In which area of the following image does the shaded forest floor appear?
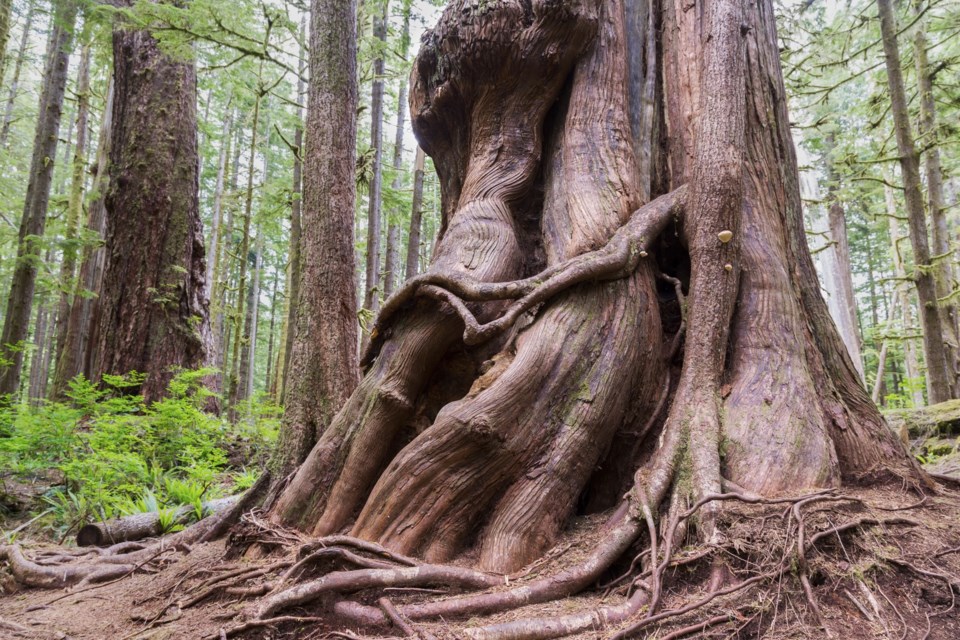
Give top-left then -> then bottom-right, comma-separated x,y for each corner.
1,484 -> 959,639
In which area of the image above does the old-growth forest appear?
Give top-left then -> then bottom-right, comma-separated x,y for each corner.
0,0 -> 959,638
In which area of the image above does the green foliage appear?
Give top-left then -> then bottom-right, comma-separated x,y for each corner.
0,370 -> 277,539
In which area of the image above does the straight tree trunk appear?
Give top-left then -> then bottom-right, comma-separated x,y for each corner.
228,93 -> 262,412
825,195 -> 864,378
0,0 -> 11,76
238,227 -> 263,403
361,0 -> 389,322
877,0 -> 953,403
0,1 -> 36,147
270,0 -> 360,475
264,267 -> 280,396
0,0 -> 33,147
214,124 -> 243,374
403,146 -> 425,280
52,39 -> 91,389
913,0 -> 958,388
885,180 -> 925,406
90,11 -> 211,402
205,103 -> 234,299
383,0 -> 412,298
27,293 -> 50,404
0,0 -> 78,400
51,80 -> 113,397
280,16 -> 307,401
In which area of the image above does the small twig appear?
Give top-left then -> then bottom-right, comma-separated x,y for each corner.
208,615 -> 326,639
378,597 -> 418,637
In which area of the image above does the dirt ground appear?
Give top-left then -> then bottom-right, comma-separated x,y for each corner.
1,485 -> 959,640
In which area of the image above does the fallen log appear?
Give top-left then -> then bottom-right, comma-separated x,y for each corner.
76,496 -> 238,547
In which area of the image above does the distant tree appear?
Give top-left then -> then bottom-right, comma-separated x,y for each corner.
0,0 -> 79,400
89,3 -> 211,402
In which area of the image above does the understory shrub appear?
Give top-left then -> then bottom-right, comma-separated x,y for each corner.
0,369 -> 278,540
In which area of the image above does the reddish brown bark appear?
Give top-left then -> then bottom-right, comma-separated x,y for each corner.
269,0 -> 360,475
90,19 -> 210,402
269,0 -> 921,578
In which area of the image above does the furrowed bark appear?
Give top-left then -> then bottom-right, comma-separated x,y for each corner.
91,8 -> 211,402
271,0 -> 602,544
269,0 -> 360,476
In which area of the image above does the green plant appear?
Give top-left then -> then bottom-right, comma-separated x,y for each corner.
0,369 -> 278,537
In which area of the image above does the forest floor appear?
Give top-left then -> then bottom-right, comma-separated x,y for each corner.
1,484 -> 959,640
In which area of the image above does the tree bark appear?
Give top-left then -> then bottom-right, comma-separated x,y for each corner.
0,0 -> 32,148
383,0 -> 412,298
877,0 -> 953,403
227,91 -> 262,413
0,0 -> 11,77
90,12 -> 211,403
269,0 -> 360,476
404,147 -> 425,281
0,0 -> 78,400
268,0 -> 919,578
913,0 -> 958,390
885,179 -> 925,406
361,0 -> 389,325
280,16 -> 307,402
51,38 -> 92,393
51,80 -> 114,397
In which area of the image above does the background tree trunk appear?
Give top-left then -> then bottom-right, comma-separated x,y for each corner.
361,0 -> 389,327
280,17 -> 307,402
0,0 -> 78,400
90,16 -> 210,402
877,0 -> 953,403
51,38 -> 92,391
0,0 -> 32,148
51,80 -> 114,397
270,0 -> 360,476
404,146 -> 425,280
912,0 -> 958,390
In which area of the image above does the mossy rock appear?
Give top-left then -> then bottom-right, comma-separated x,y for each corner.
885,400 -> 960,441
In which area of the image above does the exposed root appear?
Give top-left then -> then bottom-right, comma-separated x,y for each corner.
363,186 -> 686,362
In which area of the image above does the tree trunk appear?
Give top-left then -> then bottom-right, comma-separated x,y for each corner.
877,0 -> 953,403
0,0 -> 78,400
0,0 -> 11,76
270,0 -> 360,476
227,92 -> 261,413
0,0 -> 33,148
268,0 -> 918,579
361,0 -> 389,325
404,146 -> 425,280
238,227 -> 263,403
264,267 -> 280,396
205,103 -> 234,299
885,179 -> 925,406
383,0 -> 412,298
90,13 -> 210,403
51,38 -> 92,393
280,17 -> 306,402
51,80 -> 114,397
913,0 -> 958,389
